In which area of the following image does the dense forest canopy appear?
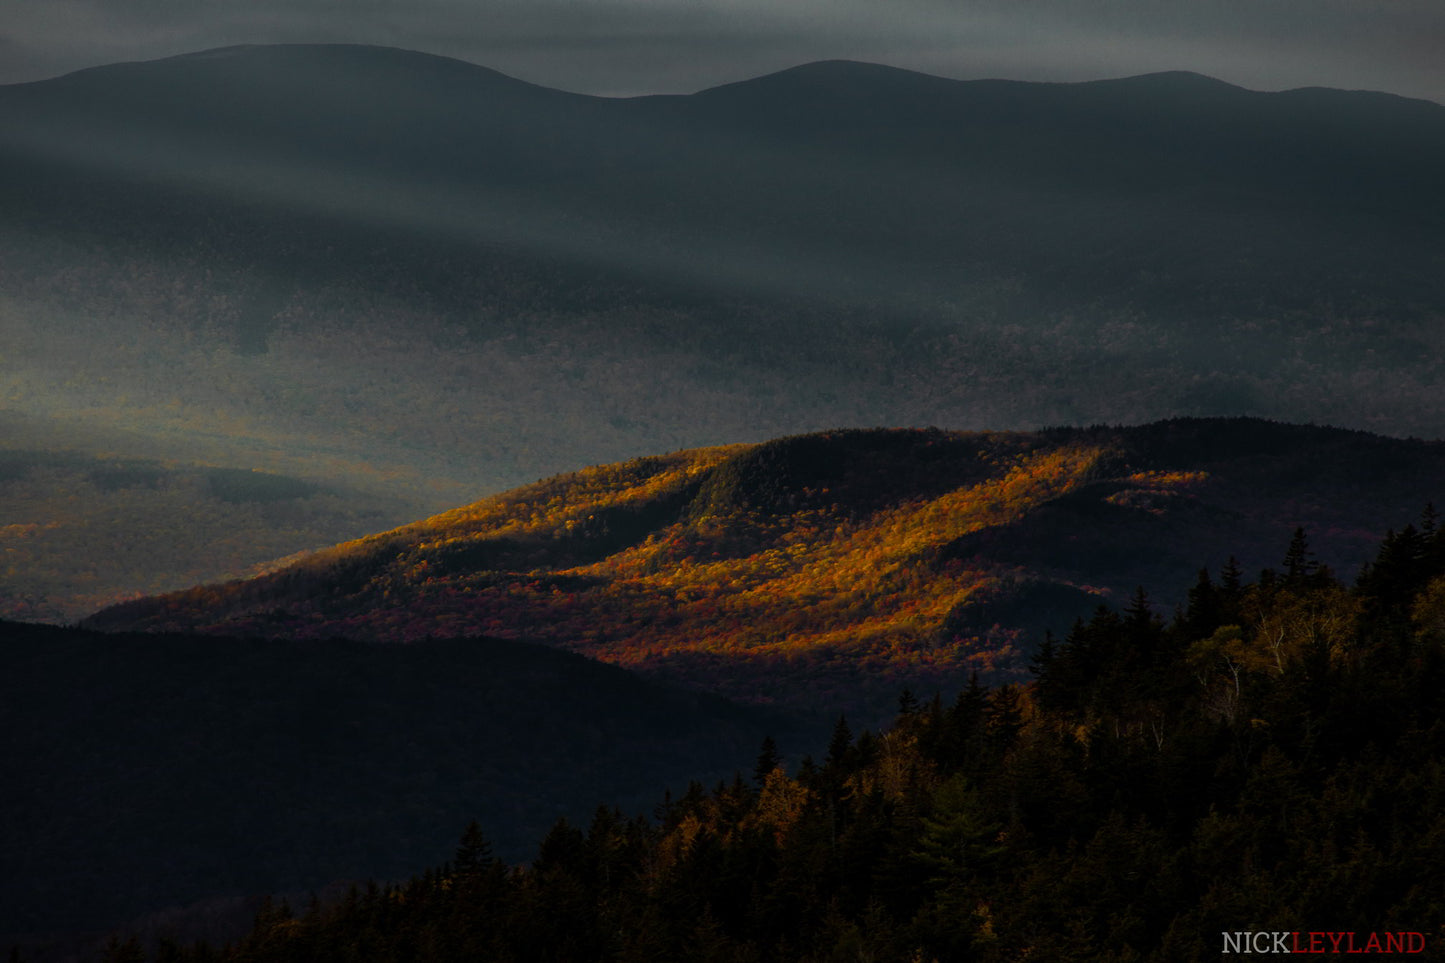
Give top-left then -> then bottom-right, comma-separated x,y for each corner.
76,511 -> 1445,962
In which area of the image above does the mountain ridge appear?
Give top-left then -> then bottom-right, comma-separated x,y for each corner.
6,42 -> 574,100
3,43 -> 1444,605
86,418 -> 1445,718
15,44 -> 1441,107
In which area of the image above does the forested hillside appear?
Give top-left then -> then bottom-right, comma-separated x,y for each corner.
94,509 -> 1445,962
89,419 -> 1445,719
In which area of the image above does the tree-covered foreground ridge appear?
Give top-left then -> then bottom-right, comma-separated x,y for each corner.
106,512 -> 1445,963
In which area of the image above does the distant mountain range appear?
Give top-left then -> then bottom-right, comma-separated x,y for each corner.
88,418 -> 1445,718
2,44 -> 1443,522
0,443 -> 413,622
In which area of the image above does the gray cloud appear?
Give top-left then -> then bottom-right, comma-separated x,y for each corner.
1,0 -> 1442,103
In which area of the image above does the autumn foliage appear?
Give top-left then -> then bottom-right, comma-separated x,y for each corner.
113,511 -> 1445,962
88,421 -> 1445,717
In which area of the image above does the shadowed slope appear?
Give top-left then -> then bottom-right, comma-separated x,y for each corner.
0,618 -> 797,939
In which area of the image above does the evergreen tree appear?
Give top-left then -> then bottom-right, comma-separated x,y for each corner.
1182,568 -> 1220,637
1220,556 -> 1243,596
1029,631 -> 1061,708
984,684 -> 1023,755
1282,526 -> 1318,586
940,671 -> 990,773
896,687 -> 921,719
753,735 -> 782,786
826,715 -> 853,769
453,819 -> 496,877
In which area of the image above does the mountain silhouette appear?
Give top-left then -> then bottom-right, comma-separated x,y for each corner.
6,44 -> 1440,309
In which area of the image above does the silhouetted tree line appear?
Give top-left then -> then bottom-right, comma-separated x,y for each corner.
91,513 -> 1445,962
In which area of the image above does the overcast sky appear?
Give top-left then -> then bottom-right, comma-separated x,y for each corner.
2,0 -> 1442,103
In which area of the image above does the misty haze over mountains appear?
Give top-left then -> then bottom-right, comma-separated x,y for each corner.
2,44 -> 1443,518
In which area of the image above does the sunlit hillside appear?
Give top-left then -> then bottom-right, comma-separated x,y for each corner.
89,419 -> 1445,717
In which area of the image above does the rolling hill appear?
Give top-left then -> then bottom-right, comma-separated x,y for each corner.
88,419 -> 1445,718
